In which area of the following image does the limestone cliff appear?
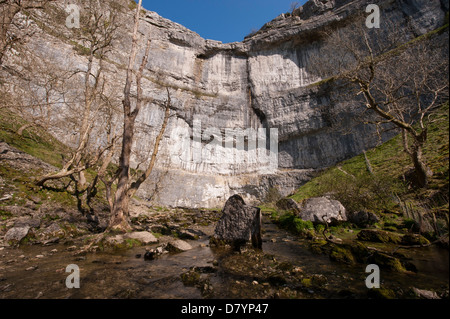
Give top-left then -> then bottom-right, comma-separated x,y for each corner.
2,0 -> 448,208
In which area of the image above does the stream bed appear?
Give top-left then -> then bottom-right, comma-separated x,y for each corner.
0,215 -> 448,299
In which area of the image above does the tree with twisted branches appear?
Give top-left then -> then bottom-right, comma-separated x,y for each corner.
310,21 -> 449,187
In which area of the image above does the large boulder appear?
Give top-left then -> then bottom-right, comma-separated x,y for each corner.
4,226 -> 30,246
211,195 -> 262,249
298,197 -> 347,225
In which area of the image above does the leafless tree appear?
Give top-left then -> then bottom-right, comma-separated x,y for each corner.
107,0 -> 172,232
35,0 -> 120,187
310,21 -> 449,187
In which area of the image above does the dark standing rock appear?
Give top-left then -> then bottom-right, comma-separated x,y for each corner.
298,197 -> 347,224
211,195 -> 262,249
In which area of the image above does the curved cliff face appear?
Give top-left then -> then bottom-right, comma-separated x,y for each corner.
3,0 -> 449,208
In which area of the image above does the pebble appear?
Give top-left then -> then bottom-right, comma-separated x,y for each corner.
51,249 -> 58,253
271,238 -> 277,243
35,255 -> 44,259
252,281 -> 259,285
26,266 -> 38,271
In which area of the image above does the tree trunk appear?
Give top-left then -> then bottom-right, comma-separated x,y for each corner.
108,116 -> 135,232
401,129 -> 432,188
107,0 -> 144,233
410,142 -> 433,188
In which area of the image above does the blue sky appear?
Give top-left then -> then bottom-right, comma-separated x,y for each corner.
140,0 -> 307,43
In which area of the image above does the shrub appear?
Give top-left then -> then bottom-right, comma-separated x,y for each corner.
278,212 -> 314,235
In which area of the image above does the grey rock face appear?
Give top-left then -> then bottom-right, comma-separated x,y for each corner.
4,226 -> 30,245
298,197 -> 347,224
3,0 -> 448,208
212,195 -> 262,249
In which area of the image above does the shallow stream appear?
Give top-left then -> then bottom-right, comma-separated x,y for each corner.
0,215 -> 448,299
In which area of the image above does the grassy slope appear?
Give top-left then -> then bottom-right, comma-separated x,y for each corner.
0,108 -> 69,169
0,108 -> 106,210
288,102 -> 449,219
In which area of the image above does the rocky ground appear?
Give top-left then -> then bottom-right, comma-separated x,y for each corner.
0,203 -> 448,299
0,141 -> 449,299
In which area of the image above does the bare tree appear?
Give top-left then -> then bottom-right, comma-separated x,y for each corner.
35,0 -> 119,187
310,21 -> 449,187
107,0 -> 172,232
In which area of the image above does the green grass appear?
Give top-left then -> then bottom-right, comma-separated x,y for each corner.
289,102 -> 449,217
0,109 -> 69,169
0,108 -> 109,210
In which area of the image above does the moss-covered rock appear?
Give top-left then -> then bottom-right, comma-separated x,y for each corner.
349,241 -> 370,263
401,234 -> 431,246
180,269 -> 201,287
368,251 -> 406,272
329,245 -> 355,264
357,229 -> 401,244
276,261 -> 294,272
309,238 -> 328,254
